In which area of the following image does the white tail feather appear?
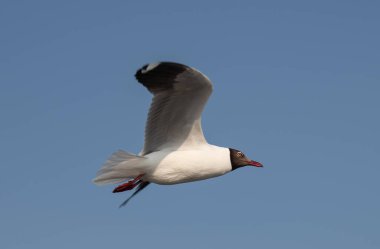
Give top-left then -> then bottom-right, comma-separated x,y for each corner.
92,150 -> 146,185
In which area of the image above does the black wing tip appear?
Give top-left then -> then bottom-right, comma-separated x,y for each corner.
135,62 -> 189,78
136,61 -> 188,73
135,62 -> 190,92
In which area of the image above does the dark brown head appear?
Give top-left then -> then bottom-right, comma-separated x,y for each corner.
229,148 -> 263,171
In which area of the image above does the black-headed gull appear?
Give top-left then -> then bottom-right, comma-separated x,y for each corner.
93,62 -> 263,207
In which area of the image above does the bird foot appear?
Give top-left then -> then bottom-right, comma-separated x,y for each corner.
112,174 -> 144,193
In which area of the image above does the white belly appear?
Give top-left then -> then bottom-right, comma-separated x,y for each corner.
143,146 -> 232,185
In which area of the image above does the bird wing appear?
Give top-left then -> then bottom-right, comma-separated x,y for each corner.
135,62 -> 213,155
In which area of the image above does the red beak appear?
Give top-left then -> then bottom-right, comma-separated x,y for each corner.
248,160 -> 263,167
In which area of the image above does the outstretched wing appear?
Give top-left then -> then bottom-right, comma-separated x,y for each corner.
135,62 -> 213,155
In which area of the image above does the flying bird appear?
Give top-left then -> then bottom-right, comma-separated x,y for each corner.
93,62 -> 263,207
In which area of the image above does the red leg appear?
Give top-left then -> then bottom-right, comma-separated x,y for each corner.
112,174 -> 144,193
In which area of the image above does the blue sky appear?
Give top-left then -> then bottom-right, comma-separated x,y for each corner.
1,1 -> 379,248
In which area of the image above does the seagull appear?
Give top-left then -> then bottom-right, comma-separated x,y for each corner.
93,62 -> 263,207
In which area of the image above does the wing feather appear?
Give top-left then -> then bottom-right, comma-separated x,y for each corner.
135,62 -> 213,155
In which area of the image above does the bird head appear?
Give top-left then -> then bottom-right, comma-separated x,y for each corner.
229,148 -> 263,171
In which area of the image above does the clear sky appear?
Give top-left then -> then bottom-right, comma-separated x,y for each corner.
1,1 -> 379,248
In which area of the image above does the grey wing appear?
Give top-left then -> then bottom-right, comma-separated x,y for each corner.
135,62 -> 213,155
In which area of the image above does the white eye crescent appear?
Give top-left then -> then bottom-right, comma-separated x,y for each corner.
141,62 -> 160,74
237,152 -> 244,157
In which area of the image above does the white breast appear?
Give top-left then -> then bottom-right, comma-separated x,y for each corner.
144,145 -> 232,185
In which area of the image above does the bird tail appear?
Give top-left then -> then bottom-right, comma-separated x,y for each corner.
92,150 -> 146,185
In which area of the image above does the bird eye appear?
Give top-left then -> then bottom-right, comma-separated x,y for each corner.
236,151 -> 244,157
